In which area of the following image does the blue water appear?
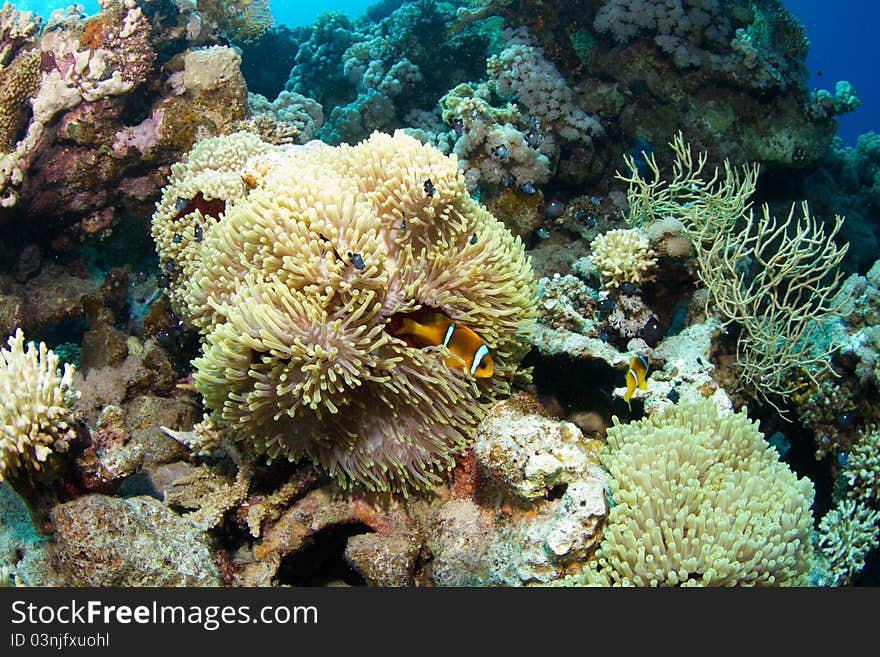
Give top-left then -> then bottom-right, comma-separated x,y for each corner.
11,0 -> 878,143
14,0 -> 375,26
788,0 -> 879,145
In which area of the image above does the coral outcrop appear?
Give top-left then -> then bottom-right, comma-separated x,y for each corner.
817,498 -> 880,586
588,227 -> 658,289
0,0 -> 252,256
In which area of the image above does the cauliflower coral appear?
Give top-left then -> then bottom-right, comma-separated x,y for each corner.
576,399 -> 815,586
0,329 -> 80,481
153,130 -> 536,493
589,227 -> 658,289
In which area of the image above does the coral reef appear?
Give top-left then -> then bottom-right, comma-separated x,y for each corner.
438,81 -> 550,192
0,0 -> 876,590
281,3 -> 491,148
486,27 -> 603,158
245,91 -> 324,144
195,0 -> 274,43
619,134 -> 848,410
223,391 -> 607,587
0,0 -> 252,256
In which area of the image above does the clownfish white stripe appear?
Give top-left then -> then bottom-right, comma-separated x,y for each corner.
636,354 -> 649,371
628,369 -> 639,386
471,343 -> 490,375
443,322 -> 456,347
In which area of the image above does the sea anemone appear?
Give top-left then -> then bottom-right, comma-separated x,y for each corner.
153,130 -> 536,492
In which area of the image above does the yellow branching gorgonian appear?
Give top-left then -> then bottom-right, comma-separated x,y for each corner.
153,130 -> 537,492
575,399 -> 815,586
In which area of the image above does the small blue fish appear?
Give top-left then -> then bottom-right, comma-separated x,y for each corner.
174,197 -> 188,213
597,297 -> 616,313
348,252 -> 366,270
520,181 -> 536,195
525,129 -> 543,148
493,144 -> 510,158
424,179 -> 436,197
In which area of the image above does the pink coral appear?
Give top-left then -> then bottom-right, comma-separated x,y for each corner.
113,109 -> 163,157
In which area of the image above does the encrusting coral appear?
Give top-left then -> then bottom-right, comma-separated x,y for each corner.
572,399 -> 815,586
153,130 -> 537,493
0,329 -> 80,482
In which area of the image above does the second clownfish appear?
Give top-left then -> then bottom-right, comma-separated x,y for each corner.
393,312 -> 494,378
622,354 -> 649,410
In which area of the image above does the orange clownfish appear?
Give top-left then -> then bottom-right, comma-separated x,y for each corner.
622,354 -> 649,410
394,312 -> 494,378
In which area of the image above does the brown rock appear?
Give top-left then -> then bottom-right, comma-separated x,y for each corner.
50,494 -> 221,586
125,395 -> 194,466
80,323 -> 129,370
344,533 -> 419,586
0,294 -> 25,335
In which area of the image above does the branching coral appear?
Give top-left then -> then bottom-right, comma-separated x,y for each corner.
619,132 -> 759,232
153,130 -> 536,493
573,399 -> 815,586
842,425 -> 880,504
818,498 -> 880,586
699,202 -> 847,406
0,330 -> 80,482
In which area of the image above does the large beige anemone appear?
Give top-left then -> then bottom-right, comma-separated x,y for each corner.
153,130 -> 537,492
